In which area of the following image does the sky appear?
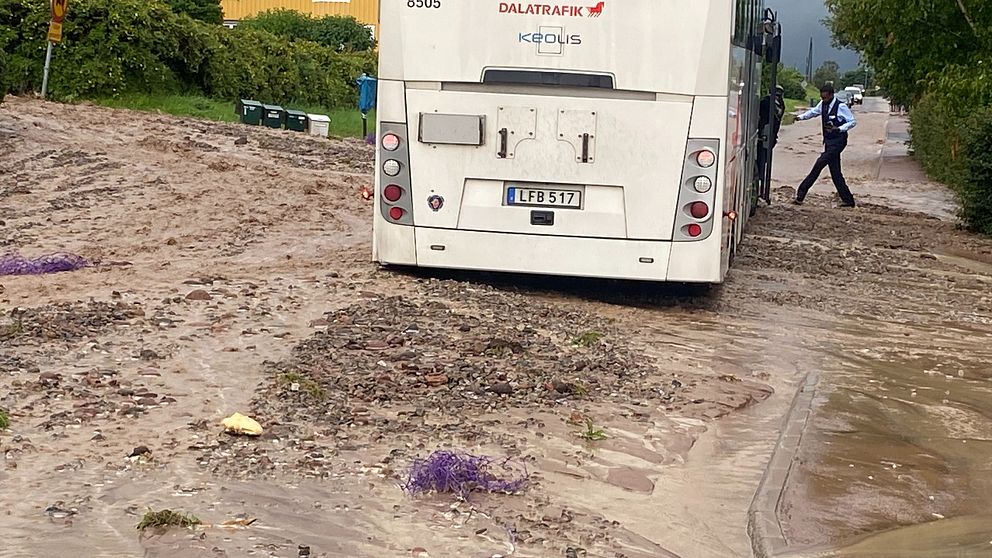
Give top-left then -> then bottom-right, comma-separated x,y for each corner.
772,0 -> 861,73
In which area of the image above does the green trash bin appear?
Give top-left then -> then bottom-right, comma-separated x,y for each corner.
285,109 -> 308,132
239,99 -> 263,126
262,104 -> 285,129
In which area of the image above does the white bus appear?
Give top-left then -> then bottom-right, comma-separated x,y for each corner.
372,0 -> 777,283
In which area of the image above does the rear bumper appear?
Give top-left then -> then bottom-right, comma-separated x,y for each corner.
373,225 -> 724,283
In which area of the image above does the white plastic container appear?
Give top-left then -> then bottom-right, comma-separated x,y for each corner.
307,114 -> 330,138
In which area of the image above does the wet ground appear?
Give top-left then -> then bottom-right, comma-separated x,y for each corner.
1,96 -> 991,558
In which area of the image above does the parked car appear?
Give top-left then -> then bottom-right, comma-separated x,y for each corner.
844,86 -> 864,105
836,90 -> 854,105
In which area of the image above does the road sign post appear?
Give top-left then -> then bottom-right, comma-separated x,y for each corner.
41,0 -> 69,99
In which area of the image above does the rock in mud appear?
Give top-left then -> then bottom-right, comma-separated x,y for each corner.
129,446 -> 151,458
186,289 -> 212,301
490,382 -> 514,395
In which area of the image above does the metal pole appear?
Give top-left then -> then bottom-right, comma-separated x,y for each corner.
41,41 -> 54,99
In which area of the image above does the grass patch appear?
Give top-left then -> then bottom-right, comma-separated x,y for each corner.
571,331 -> 604,347
785,98 -> 807,113
1,309 -> 25,338
278,371 -> 327,400
0,408 -> 9,429
88,93 -> 374,138
136,509 -> 201,531
782,84 -> 820,125
577,418 -> 607,441
0,322 -> 23,338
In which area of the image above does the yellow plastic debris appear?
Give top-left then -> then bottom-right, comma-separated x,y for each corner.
221,517 -> 257,528
221,412 -> 262,436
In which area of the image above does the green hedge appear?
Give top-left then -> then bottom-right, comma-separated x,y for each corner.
238,8 -> 375,52
0,0 -> 376,108
957,110 -> 992,236
910,59 -> 992,235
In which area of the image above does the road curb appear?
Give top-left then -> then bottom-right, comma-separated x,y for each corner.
747,369 -> 821,558
875,117 -> 890,180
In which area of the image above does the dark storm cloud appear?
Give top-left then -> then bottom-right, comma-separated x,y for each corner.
770,0 -> 861,73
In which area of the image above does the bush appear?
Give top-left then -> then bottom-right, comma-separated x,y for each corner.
910,60 -> 992,235
239,9 -> 375,52
0,0 -> 213,99
762,64 -> 806,101
909,94 -> 963,186
203,27 -> 374,109
0,45 -> 7,103
958,110 -> 992,236
0,0 -> 376,108
163,0 -> 222,25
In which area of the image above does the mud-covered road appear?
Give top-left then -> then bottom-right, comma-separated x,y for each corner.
1,96 -> 990,558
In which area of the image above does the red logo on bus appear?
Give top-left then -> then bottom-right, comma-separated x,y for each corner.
498,2 -> 605,17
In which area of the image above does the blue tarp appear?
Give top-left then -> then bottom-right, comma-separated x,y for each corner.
357,73 -> 377,115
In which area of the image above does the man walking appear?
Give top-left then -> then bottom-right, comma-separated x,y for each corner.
794,84 -> 857,207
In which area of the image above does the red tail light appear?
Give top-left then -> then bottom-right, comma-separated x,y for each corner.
687,224 -> 702,237
690,202 -> 709,219
695,150 -> 716,168
382,133 -> 401,151
389,207 -> 405,220
383,184 -> 403,202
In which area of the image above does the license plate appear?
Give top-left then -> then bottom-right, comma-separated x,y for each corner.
506,187 -> 582,209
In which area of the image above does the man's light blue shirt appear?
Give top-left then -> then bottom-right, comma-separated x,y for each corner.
797,99 -> 857,132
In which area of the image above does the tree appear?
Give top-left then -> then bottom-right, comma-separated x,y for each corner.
762,63 -> 806,100
812,61 -> 839,89
838,68 -> 868,90
825,0 -> 992,105
164,0 -> 223,24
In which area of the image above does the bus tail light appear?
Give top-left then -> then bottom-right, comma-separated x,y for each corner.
381,133 -> 401,151
689,202 -> 709,219
695,150 -> 716,168
674,139 -> 720,242
377,124 -> 414,225
383,184 -> 403,202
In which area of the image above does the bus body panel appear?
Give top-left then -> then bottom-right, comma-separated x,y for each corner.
688,94 -> 736,280
372,205 -> 417,265
374,0 -> 767,284
404,88 -> 695,241
380,0 -> 733,97
414,228 -> 673,281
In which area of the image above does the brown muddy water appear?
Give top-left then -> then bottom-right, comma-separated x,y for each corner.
777,316 -> 992,556
3,97 -> 992,558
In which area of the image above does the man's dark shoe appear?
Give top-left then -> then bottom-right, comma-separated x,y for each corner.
793,198 -> 804,205
839,200 -> 856,208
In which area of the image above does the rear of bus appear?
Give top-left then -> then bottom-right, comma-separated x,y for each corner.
372,0 -> 736,283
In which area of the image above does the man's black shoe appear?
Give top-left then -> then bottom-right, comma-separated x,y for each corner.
793,198 -> 804,205
839,200 -> 856,208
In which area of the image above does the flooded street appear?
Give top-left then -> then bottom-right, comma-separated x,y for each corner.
2,96 -> 991,557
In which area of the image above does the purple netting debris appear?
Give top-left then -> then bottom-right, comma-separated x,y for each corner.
365,133 -> 376,145
0,252 -> 89,276
402,450 -> 528,499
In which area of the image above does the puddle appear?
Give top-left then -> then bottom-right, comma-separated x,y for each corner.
783,514 -> 992,558
779,319 -> 992,551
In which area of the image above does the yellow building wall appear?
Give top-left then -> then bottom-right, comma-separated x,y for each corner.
221,0 -> 379,29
